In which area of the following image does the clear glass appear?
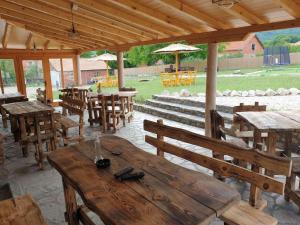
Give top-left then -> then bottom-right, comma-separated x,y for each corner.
92,132 -> 102,163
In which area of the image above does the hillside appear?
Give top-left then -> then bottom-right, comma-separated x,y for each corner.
257,28 -> 300,42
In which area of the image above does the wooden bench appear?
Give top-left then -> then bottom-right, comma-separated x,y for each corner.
144,119 -> 292,225
57,96 -> 85,145
36,88 -> 51,105
285,156 -> 300,213
0,195 -> 47,225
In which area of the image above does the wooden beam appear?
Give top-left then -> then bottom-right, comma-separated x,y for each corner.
0,4 -> 125,45
1,22 -> 12,48
224,4 -> 268,24
72,0 -> 174,37
117,51 -> 124,89
38,0 -> 157,40
42,57 -> 53,101
105,0 -> 205,33
0,49 -> 78,59
106,18 -> 300,51
205,43 -> 218,136
25,32 -> 33,49
60,58 -> 65,88
159,0 -> 230,29
72,56 -> 79,85
274,0 -> 300,18
43,40 -> 50,50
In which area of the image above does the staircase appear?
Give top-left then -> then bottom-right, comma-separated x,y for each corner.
134,95 -> 234,128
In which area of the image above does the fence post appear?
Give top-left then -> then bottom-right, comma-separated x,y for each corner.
157,119 -> 164,157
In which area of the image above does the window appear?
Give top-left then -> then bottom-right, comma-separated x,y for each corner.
251,43 -> 256,51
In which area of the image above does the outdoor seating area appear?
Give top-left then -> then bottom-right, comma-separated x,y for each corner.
1,0 -> 300,225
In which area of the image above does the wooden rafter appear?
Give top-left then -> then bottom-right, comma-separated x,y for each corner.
105,0 -> 205,33
72,0 -> 174,37
38,0 -> 157,40
274,0 -> 300,18
224,3 -> 268,25
105,18 -> 300,52
0,1 -> 131,44
1,22 -> 12,48
159,0 -> 231,30
0,11 -> 118,46
25,32 -> 33,49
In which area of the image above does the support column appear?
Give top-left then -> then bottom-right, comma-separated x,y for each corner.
117,51 -> 124,89
60,58 -> 65,89
73,55 -> 81,86
205,43 -> 218,137
42,57 -> 53,101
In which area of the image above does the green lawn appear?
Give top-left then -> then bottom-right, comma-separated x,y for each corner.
88,74 -> 300,103
51,65 -> 300,102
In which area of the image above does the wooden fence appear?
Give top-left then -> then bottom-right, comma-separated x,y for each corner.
117,52 -> 300,77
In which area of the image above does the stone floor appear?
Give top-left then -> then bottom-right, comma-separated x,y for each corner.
0,111 -> 300,225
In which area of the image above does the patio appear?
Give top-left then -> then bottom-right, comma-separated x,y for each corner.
0,111 -> 299,225
1,1 -> 300,225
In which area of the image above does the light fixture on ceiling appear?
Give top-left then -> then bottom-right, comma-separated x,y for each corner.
212,0 -> 241,8
33,42 -> 37,52
68,3 -> 80,39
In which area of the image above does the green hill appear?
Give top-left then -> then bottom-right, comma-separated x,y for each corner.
257,28 -> 300,42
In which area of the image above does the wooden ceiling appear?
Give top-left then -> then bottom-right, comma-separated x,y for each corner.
0,0 -> 300,53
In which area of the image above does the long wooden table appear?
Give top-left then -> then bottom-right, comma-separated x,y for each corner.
0,92 -> 27,128
2,101 -> 53,156
48,135 -> 240,225
237,110 -> 300,155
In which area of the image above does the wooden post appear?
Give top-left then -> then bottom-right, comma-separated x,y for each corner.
117,51 -> 124,89
60,58 -> 65,88
0,69 -> 4,94
205,43 -> 218,137
62,178 -> 79,225
42,57 -> 53,101
157,119 -> 164,157
72,55 -> 80,86
14,56 -> 26,95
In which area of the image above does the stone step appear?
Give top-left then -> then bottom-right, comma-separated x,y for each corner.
152,95 -> 233,114
134,104 -> 232,128
145,99 -> 233,124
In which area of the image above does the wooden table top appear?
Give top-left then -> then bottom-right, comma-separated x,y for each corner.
237,110 -> 300,132
2,100 -> 53,116
48,135 -> 240,225
0,92 -> 25,101
87,91 -> 137,98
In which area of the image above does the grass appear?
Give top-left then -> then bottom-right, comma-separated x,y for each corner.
51,65 -> 300,102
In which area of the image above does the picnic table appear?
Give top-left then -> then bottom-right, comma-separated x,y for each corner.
237,110 -> 300,156
0,92 -> 27,128
48,135 -> 240,225
2,101 -> 53,156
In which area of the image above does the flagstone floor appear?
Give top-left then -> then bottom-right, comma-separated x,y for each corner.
0,111 -> 299,225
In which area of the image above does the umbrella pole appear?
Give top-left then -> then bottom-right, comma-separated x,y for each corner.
105,61 -> 109,78
175,51 -> 179,85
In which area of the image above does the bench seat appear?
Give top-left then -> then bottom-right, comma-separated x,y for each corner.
56,116 -> 79,129
221,201 -> 277,225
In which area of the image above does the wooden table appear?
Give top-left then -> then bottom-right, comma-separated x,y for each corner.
2,101 -> 53,156
48,135 -> 240,225
87,92 -> 137,132
0,92 -> 27,128
237,110 -> 300,155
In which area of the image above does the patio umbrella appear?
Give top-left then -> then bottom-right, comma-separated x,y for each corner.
89,53 -> 125,77
153,43 -> 200,73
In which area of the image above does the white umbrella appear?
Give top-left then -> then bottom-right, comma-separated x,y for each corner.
89,53 -> 126,77
154,43 -> 200,73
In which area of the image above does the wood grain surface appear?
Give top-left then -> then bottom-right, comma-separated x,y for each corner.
48,135 -> 240,225
2,100 -> 53,116
236,111 -> 300,132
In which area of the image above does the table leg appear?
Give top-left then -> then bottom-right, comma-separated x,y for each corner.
19,116 -> 28,157
266,131 -> 277,155
62,178 -> 79,225
284,132 -> 292,157
249,128 -> 262,207
1,106 -> 8,128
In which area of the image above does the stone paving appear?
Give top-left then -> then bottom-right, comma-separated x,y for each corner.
0,111 -> 300,225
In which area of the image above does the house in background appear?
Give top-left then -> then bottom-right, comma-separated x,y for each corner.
50,58 -> 108,86
223,33 -> 264,57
